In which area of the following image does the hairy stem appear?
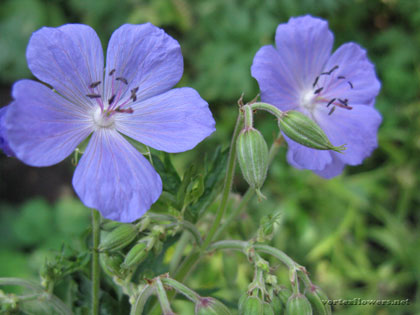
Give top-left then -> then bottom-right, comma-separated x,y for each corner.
91,209 -> 101,315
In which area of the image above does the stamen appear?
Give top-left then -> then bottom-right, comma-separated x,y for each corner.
314,87 -> 323,94
321,65 -> 339,76
86,94 -> 102,99
326,98 -> 336,107
116,107 -> 134,114
130,87 -> 139,102
312,76 -> 319,88
337,76 -> 345,80
328,106 -> 336,115
347,81 -> 353,89
338,98 -> 348,106
89,81 -> 101,89
116,77 -> 128,85
109,69 -> 116,76
108,94 -> 116,105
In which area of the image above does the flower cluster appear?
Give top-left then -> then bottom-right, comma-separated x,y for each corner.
252,15 -> 381,178
0,23 -> 215,222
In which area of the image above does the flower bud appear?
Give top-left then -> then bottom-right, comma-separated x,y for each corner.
239,296 -> 263,315
236,127 -> 269,195
275,286 -> 292,305
285,293 -> 313,315
270,295 -> 284,314
100,253 -> 124,278
278,110 -> 345,152
262,301 -> 275,315
122,242 -> 148,269
99,224 -> 138,252
304,286 -> 331,315
195,297 -> 231,315
101,219 -> 123,231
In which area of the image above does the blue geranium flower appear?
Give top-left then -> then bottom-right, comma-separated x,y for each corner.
2,23 -> 215,222
251,15 -> 381,178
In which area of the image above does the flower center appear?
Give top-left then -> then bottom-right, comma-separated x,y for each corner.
92,107 -> 115,129
86,68 -> 138,128
301,65 -> 354,116
301,89 -> 317,111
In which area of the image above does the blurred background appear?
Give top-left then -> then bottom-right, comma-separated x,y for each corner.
0,0 -> 419,314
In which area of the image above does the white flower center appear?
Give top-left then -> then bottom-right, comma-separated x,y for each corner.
300,89 -> 317,111
92,107 -> 115,129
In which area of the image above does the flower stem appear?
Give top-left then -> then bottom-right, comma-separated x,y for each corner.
250,102 -> 284,118
91,209 -> 101,315
200,111 -> 243,251
155,278 -> 175,315
208,240 -> 296,270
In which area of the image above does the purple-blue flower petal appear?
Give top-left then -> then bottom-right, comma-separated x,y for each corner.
314,155 -> 345,179
284,133 -> 333,171
115,87 -> 215,153
314,104 -> 382,166
0,105 -> 15,157
26,24 -> 104,109
251,45 -> 299,111
273,15 -> 333,92
320,43 -> 380,107
4,80 -> 93,166
104,23 -> 183,104
72,129 -> 162,222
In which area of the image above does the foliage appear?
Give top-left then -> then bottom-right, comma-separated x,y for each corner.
1,0 -> 420,314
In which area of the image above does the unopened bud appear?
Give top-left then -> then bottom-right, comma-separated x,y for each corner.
240,296 -> 263,315
270,295 -> 285,314
195,297 -> 231,315
285,293 -> 313,315
101,220 -> 123,231
304,285 -> 331,315
122,242 -> 148,268
99,224 -> 138,252
262,301 -> 275,315
236,127 -> 269,196
100,253 -> 123,277
276,287 -> 292,305
278,110 -> 345,152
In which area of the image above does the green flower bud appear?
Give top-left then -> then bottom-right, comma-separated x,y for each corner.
238,293 -> 248,311
240,296 -> 263,315
270,295 -> 284,314
262,302 -> 275,315
278,110 -> 345,152
99,224 -> 138,252
277,287 -> 292,305
122,242 -> 148,268
101,220 -> 122,231
236,127 -> 269,195
195,297 -> 231,315
100,253 -> 124,278
304,286 -> 331,315
285,293 -> 313,315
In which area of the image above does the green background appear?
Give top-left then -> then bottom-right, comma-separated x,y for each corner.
0,0 -> 419,314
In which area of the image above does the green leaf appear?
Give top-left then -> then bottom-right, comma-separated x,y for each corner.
186,146 -> 229,222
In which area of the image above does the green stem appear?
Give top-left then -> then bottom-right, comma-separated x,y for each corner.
169,232 -> 191,274
161,277 -> 201,303
155,278 -> 175,315
250,102 -> 284,119
208,240 -> 296,270
243,105 -> 254,129
130,285 -> 155,315
91,210 -> 101,315
199,111 -> 243,251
